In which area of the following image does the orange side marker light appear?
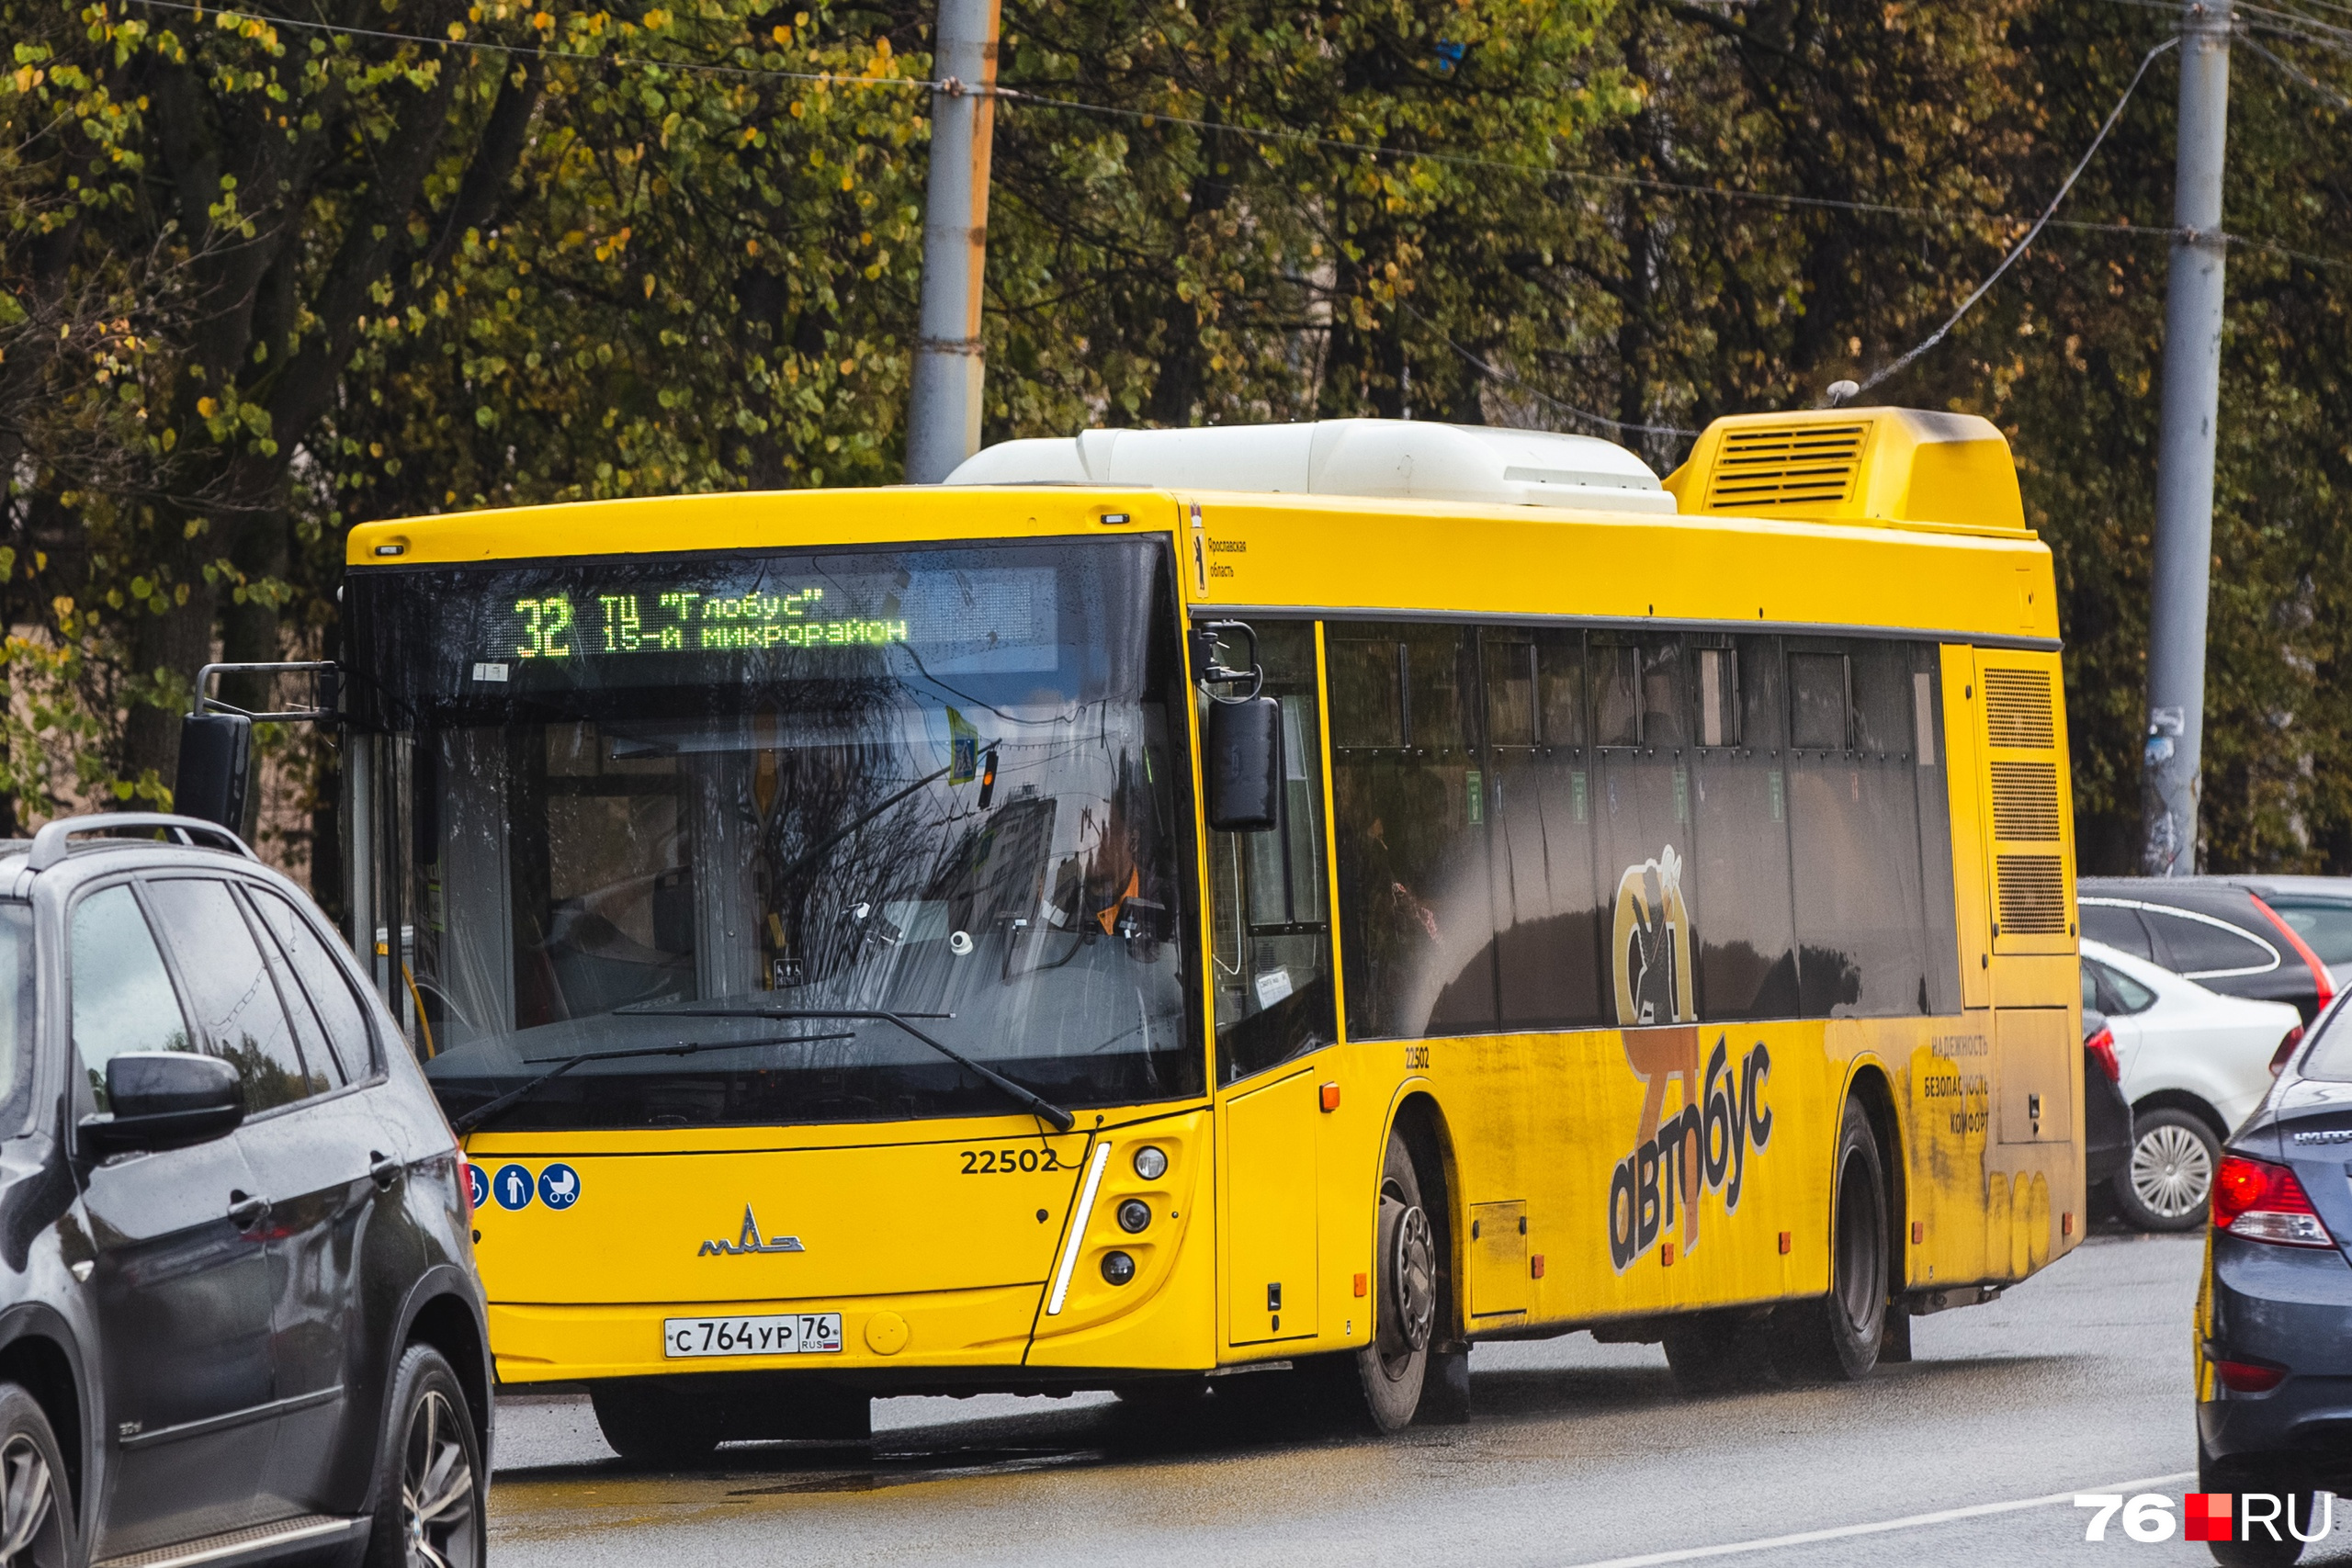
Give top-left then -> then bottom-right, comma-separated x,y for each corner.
1318,1082 -> 1341,1112
2062,1211 -> 2075,1237
1778,1231 -> 1792,1255
1661,1241 -> 1676,1267
1911,1220 -> 1924,1245
1352,1272 -> 1368,1298
1530,1254 -> 1545,1280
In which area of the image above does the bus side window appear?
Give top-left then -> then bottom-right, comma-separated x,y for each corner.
1785,638 -> 1951,1017
1329,623 -> 1499,1040
1690,637 -> 1799,1021
1491,631 -> 1605,1029
1206,621 -> 1339,1082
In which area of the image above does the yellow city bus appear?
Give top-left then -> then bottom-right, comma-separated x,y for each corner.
339,405 -> 2082,1454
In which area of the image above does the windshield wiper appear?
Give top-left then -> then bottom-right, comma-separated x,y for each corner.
616,1002 -> 1078,1133
449,1031 -> 853,1136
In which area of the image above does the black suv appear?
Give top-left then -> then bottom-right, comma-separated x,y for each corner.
0,813 -> 488,1568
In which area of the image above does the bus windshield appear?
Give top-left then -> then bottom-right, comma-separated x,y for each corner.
346,536 -> 1202,1130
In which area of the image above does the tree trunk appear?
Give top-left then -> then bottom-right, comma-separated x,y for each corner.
121,575 -> 220,798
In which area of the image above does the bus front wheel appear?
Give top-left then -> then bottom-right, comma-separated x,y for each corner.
1779,1098 -> 1889,1382
1320,1130 -> 1438,1433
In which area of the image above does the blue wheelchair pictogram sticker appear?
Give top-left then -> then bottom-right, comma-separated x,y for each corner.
538,1163 -> 582,1211
492,1163 -> 535,1212
467,1163 -> 490,1212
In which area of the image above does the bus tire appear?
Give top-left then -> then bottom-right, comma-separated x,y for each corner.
1328,1129 -> 1438,1434
1778,1097 -> 1888,1382
590,1380 -> 722,1467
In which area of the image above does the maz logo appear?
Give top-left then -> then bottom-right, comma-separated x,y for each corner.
697,1205 -> 806,1257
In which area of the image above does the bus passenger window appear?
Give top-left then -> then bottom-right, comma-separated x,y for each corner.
1329,640 -> 1403,749
1329,624 -> 1499,1040
1537,641 -> 1587,748
1786,639 -> 1943,1016
1483,640 -> 1535,750
1690,639 -> 1799,1020
1491,630 -> 1604,1029
1638,639 -> 1687,747
1788,653 -> 1849,750
1593,645 -> 1640,748
1696,649 -> 1740,748
1206,621 -> 1339,1082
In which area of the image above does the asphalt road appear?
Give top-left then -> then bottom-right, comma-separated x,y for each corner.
487,1230 -> 2346,1568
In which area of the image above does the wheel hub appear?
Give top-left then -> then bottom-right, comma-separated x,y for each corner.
2132,1123 -> 2213,1219
1392,1203 -> 1436,1353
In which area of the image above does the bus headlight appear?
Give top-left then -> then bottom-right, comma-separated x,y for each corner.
1102,1251 -> 1136,1285
1133,1145 -> 1168,1181
1117,1199 -> 1151,1233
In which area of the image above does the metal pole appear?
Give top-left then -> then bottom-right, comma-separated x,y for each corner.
2141,0 -> 2233,876
903,0 -> 1002,483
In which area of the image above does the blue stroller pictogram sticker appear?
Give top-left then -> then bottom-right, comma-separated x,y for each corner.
538,1163 -> 582,1211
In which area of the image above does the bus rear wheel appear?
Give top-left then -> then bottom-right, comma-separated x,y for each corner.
1321,1130 -> 1437,1433
1779,1098 -> 1888,1382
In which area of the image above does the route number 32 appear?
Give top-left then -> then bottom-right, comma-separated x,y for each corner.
515,595 -> 575,660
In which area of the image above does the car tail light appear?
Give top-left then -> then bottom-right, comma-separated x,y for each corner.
2085,1026 -> 2121,1084
2270,1025 -> 2305,1077
2212,1154 -> 2336,1247
2213,1357 -> 2288,1393
458,1151 -> 476,1224
2249,894 -> 2335,1011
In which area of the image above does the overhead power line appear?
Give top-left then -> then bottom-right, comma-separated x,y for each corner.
1397,303 -> 1700,438
2241,33 -> 2352,107
113,0 -> 2323,256
1847,37 -> 2178,399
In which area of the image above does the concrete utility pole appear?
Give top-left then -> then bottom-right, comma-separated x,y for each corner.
2141,0 -> 2233,876
903,0 -> 1002,483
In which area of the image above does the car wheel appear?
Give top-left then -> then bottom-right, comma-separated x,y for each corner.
0,1383 -> 74,1568
2115,1108 -> 2220,1232
363,1344 -> 484,1568
1314,1130 -> 1436,1433
1778,1099 -> 1888,1382
2199,1447 -> 2317,1566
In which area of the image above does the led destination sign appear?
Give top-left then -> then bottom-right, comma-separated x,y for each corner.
453,561 -> 1063,690
503,588 -> 910,661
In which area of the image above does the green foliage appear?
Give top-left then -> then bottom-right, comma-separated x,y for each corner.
5,0 -> 2352,876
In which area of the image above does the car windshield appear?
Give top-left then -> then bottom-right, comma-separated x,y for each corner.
345,536 -> 1202,1129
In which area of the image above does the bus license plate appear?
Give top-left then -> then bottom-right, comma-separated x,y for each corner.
662,1313 -> 843,1359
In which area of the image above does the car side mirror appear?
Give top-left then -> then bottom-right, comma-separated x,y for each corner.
175,712 -> 254,834
79,1053 -> 244,1156
1206,696 -> 1283,832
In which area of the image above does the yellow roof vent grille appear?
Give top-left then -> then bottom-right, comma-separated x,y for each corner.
1665,406 -> 2027,533
1703,423 -> 1870,511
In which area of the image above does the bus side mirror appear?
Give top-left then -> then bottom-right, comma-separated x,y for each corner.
1206,696 -> 1282,832
175,712 -> 254,833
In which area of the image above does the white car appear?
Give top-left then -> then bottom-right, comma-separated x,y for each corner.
2080,938 -> 2305,1231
